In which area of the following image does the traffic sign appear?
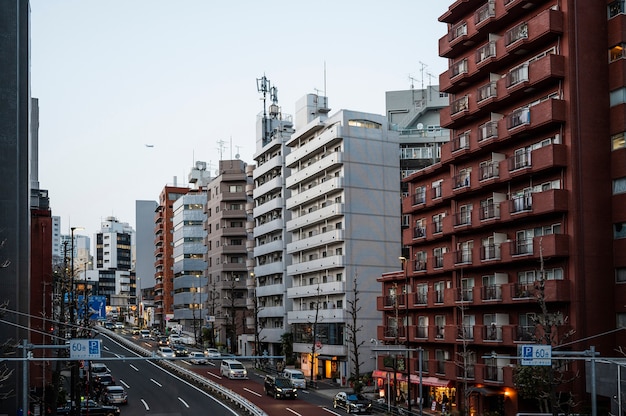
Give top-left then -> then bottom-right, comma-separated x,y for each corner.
520,344 -> 552,366
69,339 -> 101,360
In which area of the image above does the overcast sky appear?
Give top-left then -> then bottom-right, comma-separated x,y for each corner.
31,1 -> 449,240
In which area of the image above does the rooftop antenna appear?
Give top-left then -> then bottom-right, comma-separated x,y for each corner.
256,75 -> 271,143
408,74 -> 417,89
216,139 -> 226,160
324,61 -> 327,98
419,61 -> 428,90
234,145 -> 241,160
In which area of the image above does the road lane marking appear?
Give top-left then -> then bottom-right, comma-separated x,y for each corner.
322,408 -> 340,416
119,379 -> 130,388
129,364 -> 139,371
178,397 -> 190,408
243,387 -> 261,397
286,408 -> 302,416
207,371 -> 222,379
140,399 -> 150,410
299,389 -> 310,394
150,378 -> 162,387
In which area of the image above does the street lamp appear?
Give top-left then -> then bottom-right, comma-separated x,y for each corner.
399,256 -> 412,413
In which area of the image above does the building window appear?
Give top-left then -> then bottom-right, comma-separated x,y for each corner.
614,222 -> 626,239
614,177 -> 626,195
610,88 -> 626,107
613,133 -> 626,150
610,44 -> 626,62
618,313 -> 626,328
617,268 -> 626,283
347,119 -> 381,129
229,185 -> 243,192
609,1 -> 625,18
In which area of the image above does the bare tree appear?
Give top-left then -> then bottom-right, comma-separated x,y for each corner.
346,273 -> 365,392
513,238 -> 577,414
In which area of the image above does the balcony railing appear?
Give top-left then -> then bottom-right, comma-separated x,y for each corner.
508,151 -> 531,171
435,290 -> 444,303
450,96 -> 469,115
506,64 -> 529,88
484,365 -> 502,382
454,211 -> 472,227
511,238 -> 533,255
449,21 -> 468,42
512,283 -> 534,299
480,244 -> 500,260
453,173 -> 471,189
483,324 -> 502,341
413,226 -> 426,239
456,288 -> 473,302
432,221 -> 443,234
415,326 -> 428,338
479,162 -> 499,181
516,325 -> 536,342
457,325 -> 474,340
475,0 -> 495,25
505,22 -> 529,45
451,58 -> 469,78
432,185 -> 442,199
433,256 -> 444,269
457,364 -> 476,379
510,194 -> 532,213
480,203 -> 500,220
414,260 -> 427,272
414,292 -> 428,305
477,82 -> 497,103
436,360 -> 446,374
507,107 -> 530,129
454,249 -> 473,265
413,189 -> 426,205
481,285 -> 502,301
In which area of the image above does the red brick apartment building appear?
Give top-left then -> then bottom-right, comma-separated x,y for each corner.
377,1 -> 626,415
154,185 -> 189,328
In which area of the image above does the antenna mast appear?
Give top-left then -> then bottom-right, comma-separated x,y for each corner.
256,75 -> 271,144
418,61 -> 428,90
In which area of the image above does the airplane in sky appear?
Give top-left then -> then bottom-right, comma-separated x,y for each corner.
145,144 -> 154,148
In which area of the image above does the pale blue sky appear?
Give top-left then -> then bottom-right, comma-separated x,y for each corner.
31,1 -> 449,238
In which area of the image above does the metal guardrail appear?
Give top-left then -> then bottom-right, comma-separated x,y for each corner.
96,327 -> 267,416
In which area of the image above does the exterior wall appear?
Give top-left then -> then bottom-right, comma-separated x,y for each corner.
0,1 -> 30,412
154,186 -> 189,327
204,159 -> 253,353
286,96 -> 401,382
380,1 -> 618,415
251,92 -> 295,355
135,200 -> 158,294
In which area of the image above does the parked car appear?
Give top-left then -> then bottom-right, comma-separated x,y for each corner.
220,359 -> 247,379
189,351 -> 208,365
157,346 -> 175,359
333,392 -> 372,414
282,368 -> 306,389
204,348 -> 221,358
101,385 -> 128,405
57,399 -> 120,416
264,375 -> 297,399
173,344 -> 189,357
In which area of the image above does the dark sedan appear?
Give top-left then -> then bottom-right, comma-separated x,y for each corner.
333,391 -> 372,414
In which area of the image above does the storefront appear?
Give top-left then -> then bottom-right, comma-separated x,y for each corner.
372,370 -> 454,410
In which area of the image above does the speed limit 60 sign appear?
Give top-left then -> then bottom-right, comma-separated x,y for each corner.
520,344 -> 552,366
69,339 -> 101,359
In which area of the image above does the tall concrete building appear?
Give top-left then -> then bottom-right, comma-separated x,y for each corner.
0,1 -> 31,412
377,1 -> 626,415
204,159 -> 253,353
135,200 -> 158,325
250,76 -> 295,356
154,184 -> 189,328
285,94 -> 400,382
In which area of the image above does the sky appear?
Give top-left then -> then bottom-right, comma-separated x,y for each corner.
31,1 -> 449,239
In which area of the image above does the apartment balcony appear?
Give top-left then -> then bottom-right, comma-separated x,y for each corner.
288,280 -> 345,299
253,218 -> 282,238
286,152 -> 344,189
287,255 -> 344,275
504,8 -> 564,57
286,229 -> 345,253
253,261 -> 283,277
286,177 -> 344,209
502,54 -> 565,100
500,233 -> 569,263
253,239 -> 283,258
438,0 -> 488,25
288,308 -> 346,323
499,188 -> 569,223
286,202 -> 345,231
377,325 -> 408,343
500,143 -> 568,181
286,124 -> 341,166
255,282 -> 284,298
504,0 -> 552,17
505,98 -> 566,138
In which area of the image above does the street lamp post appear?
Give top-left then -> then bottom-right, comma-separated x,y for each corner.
399,256 -> 412,413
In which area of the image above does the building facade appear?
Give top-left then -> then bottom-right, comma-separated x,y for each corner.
154,185 -> 189,328
250,76 -> 295,357
286,94 -> 401,383
377,1 -> 623,415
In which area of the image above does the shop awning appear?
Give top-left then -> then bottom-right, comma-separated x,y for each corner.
467,386 -> 501,396
372,371 -> 450,387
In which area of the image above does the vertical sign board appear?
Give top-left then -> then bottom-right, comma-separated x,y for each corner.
69,339 -> 101,360
521,344 -> 552,366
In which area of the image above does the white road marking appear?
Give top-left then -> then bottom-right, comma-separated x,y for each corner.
178,397 -> 190,408
119,379 -> 130,388
103,345 -> 110,351
140,399 -> 150,410
286,408 -> 302,416
243,387 -> 261,397
322,408 -> 340,415
150,378 -> 162,387
207,371 -> 222,379
129,364 -> 139,371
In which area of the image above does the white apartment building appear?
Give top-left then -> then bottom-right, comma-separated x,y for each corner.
251,77 -> 295,356
285,94 -> 401,383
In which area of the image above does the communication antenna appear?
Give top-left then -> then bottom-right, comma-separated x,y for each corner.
256,74 -> 271,143
216,139 -> 226,160
235,145 -> 241,159
408,74 -> 418,89
419,61 -> 428,90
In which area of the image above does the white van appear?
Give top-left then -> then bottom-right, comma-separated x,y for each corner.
282,368 -> 306,389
